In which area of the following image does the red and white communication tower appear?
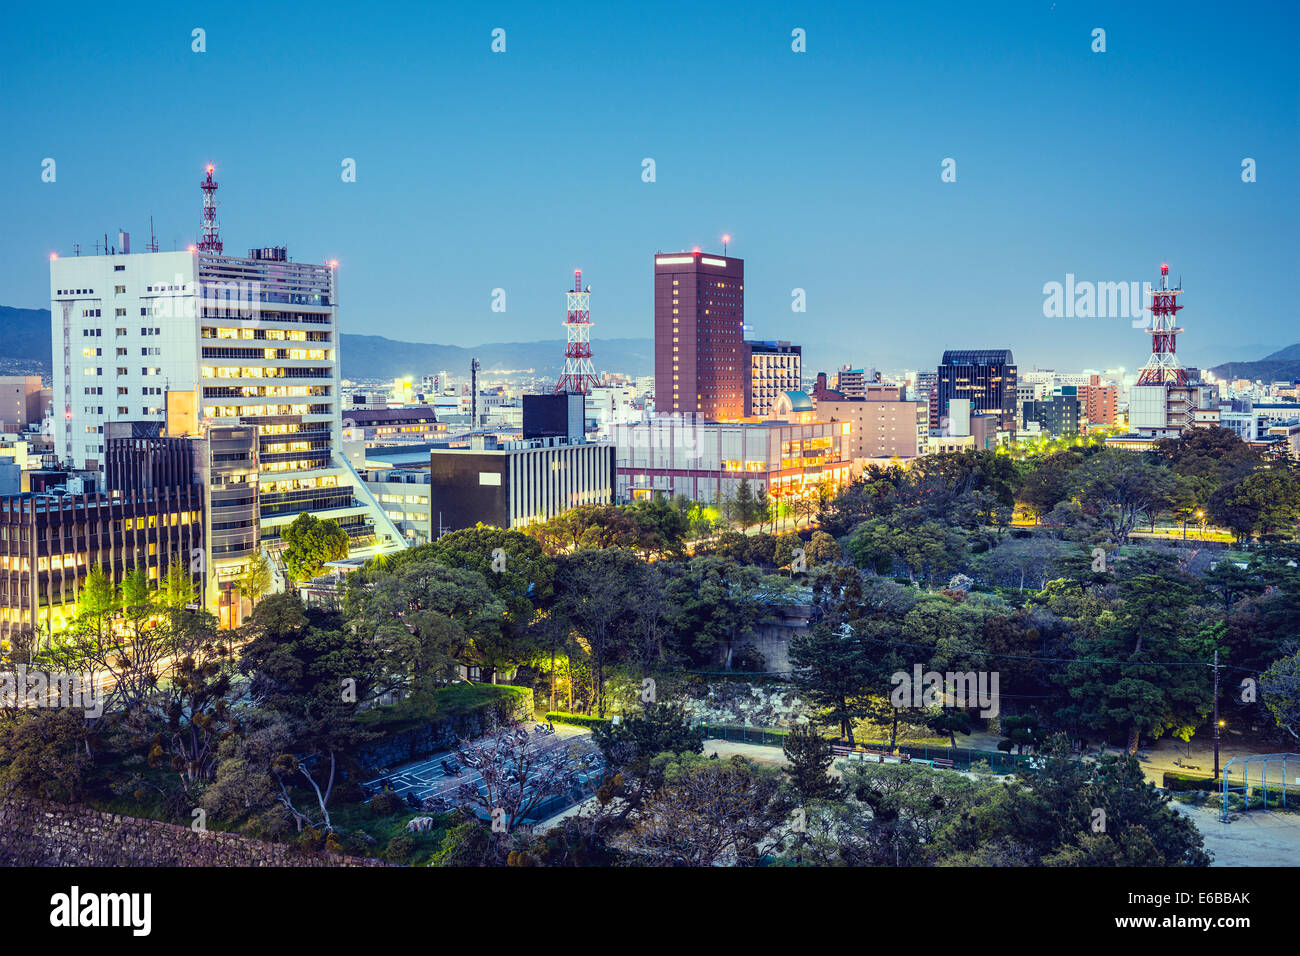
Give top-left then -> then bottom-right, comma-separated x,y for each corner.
197,163 -> 223,254
1136,263 -> 1188,386
554,268 -> 599,394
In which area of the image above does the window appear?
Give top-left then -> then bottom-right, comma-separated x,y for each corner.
114,285 -> 126,294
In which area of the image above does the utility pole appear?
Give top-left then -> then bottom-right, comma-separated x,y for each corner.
1212,648 -> 1221,779
470,358 -> 480,431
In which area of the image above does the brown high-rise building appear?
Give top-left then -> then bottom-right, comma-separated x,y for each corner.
1077,375 -> 1118,426
654,251 -> 745,421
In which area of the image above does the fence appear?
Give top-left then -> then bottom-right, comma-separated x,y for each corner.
694,721 -> 1034,774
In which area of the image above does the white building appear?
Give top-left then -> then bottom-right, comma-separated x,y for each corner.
50,245 -> 405,567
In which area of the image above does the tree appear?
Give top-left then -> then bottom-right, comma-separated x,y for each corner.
789,622 -> 872,743
51,567 -> 170,716
237,594 -> 377,833
806,530 -> 842,566
1069,450 -> 1174,545
734,478 -> 756,529
454,719 -> 597,833
1017,451 -> 1080,522
553,549 -> 641,716
280,513 -> 349,582
591,702 -> 704,825
1209,470 -> 1300,544
626,753 -> 792,866
998,735 -> 1209,866
1063,575 -> 1212,754
924,708 -> 973,749
239,552 -> 273,609
1260,644 -> 1300,742
782,723 -> 840,800
0,709 -> 94,804
345,553 -> 510,688
145,627 -> 235,798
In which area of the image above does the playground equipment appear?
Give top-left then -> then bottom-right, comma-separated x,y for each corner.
1219,753 -> 1300,822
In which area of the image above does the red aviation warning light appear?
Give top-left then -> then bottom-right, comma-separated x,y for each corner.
554,268 -> 600,394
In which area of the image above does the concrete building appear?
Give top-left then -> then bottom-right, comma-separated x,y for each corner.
1022,390 -> 1084,437
654,250 -> 745,420
834,367 -> 878,399
427,394 -> 612,532
362,468 -> 432,544
0,377 -> 45,432
428,437 -> 615,532
1077,376 -> 1118,426
816,385 -> 927,461
340,405 -> 445,444
744,341 -> 801,418
49,241 -> 404,567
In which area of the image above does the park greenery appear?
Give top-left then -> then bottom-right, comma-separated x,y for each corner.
0,426 -> 1296,865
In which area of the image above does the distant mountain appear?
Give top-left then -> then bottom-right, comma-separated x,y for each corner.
0,305 -> 651,382
0,306 -> 52,378
340,334 -> 653,381
1209,343 -> 1300,382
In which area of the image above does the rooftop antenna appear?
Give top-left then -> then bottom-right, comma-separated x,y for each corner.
197,164 -> 223,254
148,215 -> 159,253
554,268 -> 599,394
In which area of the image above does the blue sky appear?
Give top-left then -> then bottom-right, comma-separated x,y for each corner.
2,0 -> 1296,373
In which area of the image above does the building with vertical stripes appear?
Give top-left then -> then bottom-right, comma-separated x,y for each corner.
427,437 -> 616,533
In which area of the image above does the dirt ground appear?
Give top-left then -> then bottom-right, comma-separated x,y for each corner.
1170,801 -> 1300,866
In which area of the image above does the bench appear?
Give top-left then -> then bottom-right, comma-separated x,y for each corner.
932,758 -> 956,770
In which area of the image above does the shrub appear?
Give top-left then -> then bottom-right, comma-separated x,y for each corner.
1162,771 -> 1217,793
545,711 -> 612,730
385,834 -> 415,864
369,790 -> 404,815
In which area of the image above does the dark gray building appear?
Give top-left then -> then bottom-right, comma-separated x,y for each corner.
931,349 -> 1018,435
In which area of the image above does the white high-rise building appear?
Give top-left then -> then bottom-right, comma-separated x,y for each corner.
50,244 -> 405,566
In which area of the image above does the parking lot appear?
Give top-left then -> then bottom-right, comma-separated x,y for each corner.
363,724 -> 604,823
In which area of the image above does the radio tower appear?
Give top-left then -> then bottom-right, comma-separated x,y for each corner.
197,164 -> 223,254
554,269 -> 599,394
1136,263 -> 1187,386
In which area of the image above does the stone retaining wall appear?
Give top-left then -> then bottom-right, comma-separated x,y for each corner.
0,798 -> 387,867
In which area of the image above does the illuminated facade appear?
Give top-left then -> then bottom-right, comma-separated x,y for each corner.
0,486 -> 203,642
428,437 -> 615,532
613,416 -> 852,504
50,241 -> 404,577
654,251 -> 745,421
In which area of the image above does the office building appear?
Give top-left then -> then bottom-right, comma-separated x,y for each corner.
744,341 -> 801,418
654,250 -> 745,420
428,437 -> 615,533
1021,390 -> 1084,437
50,195 -> 404,565
931,349 -> 1018,435
0,476 -> 205,642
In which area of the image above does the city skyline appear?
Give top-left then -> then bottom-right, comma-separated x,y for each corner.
2,1 -> 1296,373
